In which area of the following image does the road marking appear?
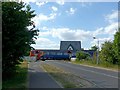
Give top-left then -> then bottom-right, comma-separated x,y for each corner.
72,63 -> 118,72
52,61 -> 119,79
77,67 -> 119,79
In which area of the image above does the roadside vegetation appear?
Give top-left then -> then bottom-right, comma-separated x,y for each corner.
73,59 -> 118,70
2,60 -> 28,89
73,29 -> 120,70
41,63 -> 96,88
2,1 -> 38,89
73,50 -> 118,70
3,2 -> 38,80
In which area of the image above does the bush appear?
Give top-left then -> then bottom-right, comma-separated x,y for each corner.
2,2 -> 38,80
99,41 -> 118,65
76,51 -> 91,61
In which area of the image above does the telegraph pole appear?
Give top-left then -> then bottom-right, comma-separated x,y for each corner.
93,37 -> 99,64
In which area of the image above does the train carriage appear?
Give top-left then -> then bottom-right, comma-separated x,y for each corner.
29,50 -> 75,61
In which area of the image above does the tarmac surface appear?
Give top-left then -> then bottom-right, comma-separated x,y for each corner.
27,60 -> 119,89
28,61 -> 61,88
44,60 -> 119,88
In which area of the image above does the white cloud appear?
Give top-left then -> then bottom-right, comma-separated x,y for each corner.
49,13 -> 57,19
38,31 -> 50,37
37,13 -> 56,21
93,27 -> 104,36
36,2 -> 48,7
51,6 -> 58,12
91,21 -> 118,49
105,10 -> 118,23
31,27 -> 93,49
37,24 -> 118,42
22,0 -> 38,4
38,27 -> 92,41
31,38 -> 59,49
66,8 -> 76,15
37,19 -> 118,48
91,37 -> 113,50
32,13 -> 57,27
104,22 -> 118,35
22,0 -> 119,4
31,9 -> 118,49
93,22 -> 118,36
32,22 -> 118,49
40,27 -> 49,31
107,11 -> 118,19
80,2 -> 92,7
56,0 -> 64,5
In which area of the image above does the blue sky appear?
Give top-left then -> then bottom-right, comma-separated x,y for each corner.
23,1 -> 119,50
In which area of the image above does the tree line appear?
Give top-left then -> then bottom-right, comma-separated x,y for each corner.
76,28 -> 120,65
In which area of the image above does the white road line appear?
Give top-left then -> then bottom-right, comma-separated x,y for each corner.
76,67 -> 119,79
72,62 -> 118,72
53,61 -> 119,79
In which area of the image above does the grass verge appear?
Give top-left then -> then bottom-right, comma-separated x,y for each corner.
72,60 -> 118,71
2,60 -> 28,89
41,63 -> 95,88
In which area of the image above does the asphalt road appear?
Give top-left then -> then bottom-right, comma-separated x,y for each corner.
44,60 -> 119,88
28,61 -> 61,88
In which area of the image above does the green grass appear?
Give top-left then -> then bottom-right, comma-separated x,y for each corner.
41,64 -> 76,88
2,60 -> 28,89
41,63 -> 94,88
72,60 -> 118,71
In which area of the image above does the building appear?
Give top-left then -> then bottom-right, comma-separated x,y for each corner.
34,41 -> 95,60
60,41 -> 81,51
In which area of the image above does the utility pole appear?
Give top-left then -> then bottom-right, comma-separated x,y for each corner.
93,37 -> 99,64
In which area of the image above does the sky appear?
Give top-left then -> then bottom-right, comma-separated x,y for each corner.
22,0 -> 119,50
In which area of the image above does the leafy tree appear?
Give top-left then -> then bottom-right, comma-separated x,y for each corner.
99,29 -> 120,65
2,2 -> 39,80
113,29 -> 120,64
99,41 -> 118,64
76,51 -> 90,60
90,45 -> 98,51
90,45 -> 98,61
93,51 -> 97,61
81,48 -> 84,50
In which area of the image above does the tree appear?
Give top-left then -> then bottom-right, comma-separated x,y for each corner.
99,41 -> 118,64
81,48 -> 84,50
76,51 -> 90,60
90,45 -> 98,51
90,45 -> 98,61
113,28 -> 120,64
2,2 -> 39,80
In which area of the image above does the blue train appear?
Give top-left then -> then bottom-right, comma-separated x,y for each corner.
31,49 -> 95,61
39,50 -> 75,61
40,55 -> 69,60
31,50 -> 76,61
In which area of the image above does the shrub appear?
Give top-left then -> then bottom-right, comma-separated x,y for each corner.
76,51 -> 91,61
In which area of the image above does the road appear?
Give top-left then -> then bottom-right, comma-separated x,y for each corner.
28,61 -> 62,88
43,60 -> 119,88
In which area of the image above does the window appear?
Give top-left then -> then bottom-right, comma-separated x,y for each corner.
51,52 -> 56,55
46,52 -> 49,55
64,53 -> 68,55
57,52 -> 62,55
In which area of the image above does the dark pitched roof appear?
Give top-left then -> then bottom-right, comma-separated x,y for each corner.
60,41 -> 81,51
